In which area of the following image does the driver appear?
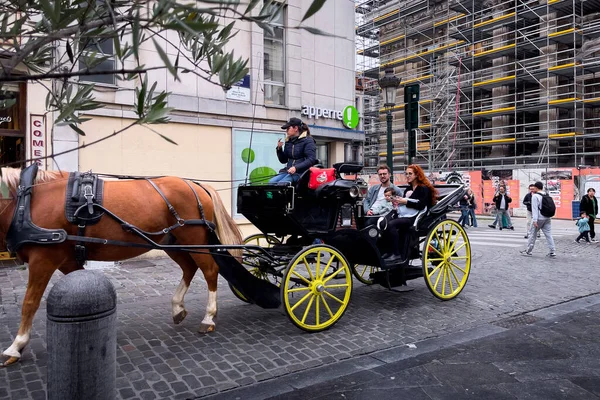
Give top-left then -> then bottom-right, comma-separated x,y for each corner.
269,118 -> 317,184
382,164 -> 437,263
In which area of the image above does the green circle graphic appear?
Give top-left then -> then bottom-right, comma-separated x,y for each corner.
249,166 -> 277,185
342,106 -> 359,129
241,148 -> 255,164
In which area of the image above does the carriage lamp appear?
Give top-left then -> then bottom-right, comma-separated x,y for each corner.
378,69 -> 402,179
349,185 -> 359,198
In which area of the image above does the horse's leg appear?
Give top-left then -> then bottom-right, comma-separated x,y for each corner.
166,251 -> 198,325
190,255 -> 220,334
2,257 -> 58,366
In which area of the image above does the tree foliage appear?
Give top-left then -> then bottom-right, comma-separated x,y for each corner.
0,0 -> 328,136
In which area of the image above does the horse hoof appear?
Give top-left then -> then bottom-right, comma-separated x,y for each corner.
0,356 -> 20,368
198,323 -> 215,334
173,309 -> 187,325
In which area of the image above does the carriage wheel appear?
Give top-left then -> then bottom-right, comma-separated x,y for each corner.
351,264 -> 381,285
281,244 -> 352,332
229,234 -> 282,303
422,219 -> 471,300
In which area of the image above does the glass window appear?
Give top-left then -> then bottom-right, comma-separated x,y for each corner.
263,4 -> 285,106
316,143 -> 329,167
79,38 -> 115,85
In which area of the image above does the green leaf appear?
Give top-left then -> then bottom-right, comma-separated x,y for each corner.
66,41 -> 74,63
152,38 -> 178,80
155,132 -> 178,145
297,26 -> 334,36
69,123 -> 86,136
302,0 -> 327,22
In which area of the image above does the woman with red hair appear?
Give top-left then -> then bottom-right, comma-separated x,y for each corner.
383,164 -> 438,263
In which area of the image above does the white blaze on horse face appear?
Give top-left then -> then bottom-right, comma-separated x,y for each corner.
3,333 -> 30,358
171,279 -> 189,317
201,290 -> 217,326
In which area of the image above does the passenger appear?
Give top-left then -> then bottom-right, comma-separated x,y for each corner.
369,187 -> 396,216
364,164 -> 402,216
383,164 -> 438,263
269,118 -> 317,184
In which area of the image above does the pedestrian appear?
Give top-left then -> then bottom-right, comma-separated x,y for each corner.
520,181 -> 556,257
466,188 -> 478,227
522,184 -> 540,239
488,186 -> 514,230
364,164 -> 402,216
580,188 -> 598,243
457,191 -> 470,228
575,211 -> 591,244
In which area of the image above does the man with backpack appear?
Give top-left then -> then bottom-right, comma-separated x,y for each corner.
520,181 -> 556,257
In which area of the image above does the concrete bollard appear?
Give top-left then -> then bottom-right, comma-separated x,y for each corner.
47,270 -> 117,400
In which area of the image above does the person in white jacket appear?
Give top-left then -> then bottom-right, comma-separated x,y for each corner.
520,181 -> 556,257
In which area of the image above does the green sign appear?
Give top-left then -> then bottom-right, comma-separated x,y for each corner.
342,105 -> 359,129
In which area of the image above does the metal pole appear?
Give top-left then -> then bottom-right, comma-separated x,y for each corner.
408,129 -> 414,166
47,270 -> 117,400
386,109 -> 393,179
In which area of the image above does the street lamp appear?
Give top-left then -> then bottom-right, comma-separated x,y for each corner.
378,69 -> 401,178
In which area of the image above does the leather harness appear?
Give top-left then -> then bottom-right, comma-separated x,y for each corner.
6,165 -> 217,266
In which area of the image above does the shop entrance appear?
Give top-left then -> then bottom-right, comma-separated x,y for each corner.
0,82 -> 26,263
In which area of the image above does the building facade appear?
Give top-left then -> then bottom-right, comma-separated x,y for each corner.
356,0 -> 600,175
2,0 -> 357,234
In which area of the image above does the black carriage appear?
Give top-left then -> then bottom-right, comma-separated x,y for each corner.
234,163 -> 472,332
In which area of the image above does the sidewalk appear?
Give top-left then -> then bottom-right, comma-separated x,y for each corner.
203,294 -> 600,400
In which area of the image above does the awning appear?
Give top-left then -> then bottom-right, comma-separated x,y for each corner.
308,124 -> 364,141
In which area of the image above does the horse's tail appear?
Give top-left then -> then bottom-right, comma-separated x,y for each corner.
202,184 -> 243,259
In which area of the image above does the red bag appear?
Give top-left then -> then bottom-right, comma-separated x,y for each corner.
308,167 -> 335,190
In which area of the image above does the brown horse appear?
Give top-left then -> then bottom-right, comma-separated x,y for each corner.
0,167 -> 243,367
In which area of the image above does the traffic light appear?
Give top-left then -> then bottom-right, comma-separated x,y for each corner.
404,84 -> 420,103
404,101 -> 419,131
408,129 -> 416,159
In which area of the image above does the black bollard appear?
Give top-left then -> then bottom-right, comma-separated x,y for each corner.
46,270 -> 117,400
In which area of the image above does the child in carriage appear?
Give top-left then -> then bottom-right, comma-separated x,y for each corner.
369,187 -> 397,216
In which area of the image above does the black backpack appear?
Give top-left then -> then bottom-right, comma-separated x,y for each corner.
540,193 -> 556,218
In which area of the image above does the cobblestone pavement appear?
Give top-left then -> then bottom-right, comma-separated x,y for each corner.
0,218 -> 598,399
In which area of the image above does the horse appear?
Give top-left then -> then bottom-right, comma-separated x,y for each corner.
0,166 -> 244,367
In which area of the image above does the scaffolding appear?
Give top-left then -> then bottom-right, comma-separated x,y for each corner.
355,0 -> 600,173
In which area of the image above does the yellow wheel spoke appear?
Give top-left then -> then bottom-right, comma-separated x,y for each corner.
315,294 -> 320,326
301,295 -> 315,324
433,264 -> 444,288
452,256 -> 469,260
442,266 -> 448,294
427,263 -> 443,278
323,283 -> 349,289
449,261 -> 468,275
323,266 -> 345,284
287,287 -> 310,293
316,251 -> 321,279
429,245 -> 444,258
323,290 -> 344,305
448,227 -> 463,254
302,256 -> 314,280
445,266 -> 454,293
291,270 -> 311,286
290,291 -> 312,312
449,240 -> 466,255
448,264 -> 462,288
321,295 -> 334,318
428,257 -> 444,262
320,254 -> 337,279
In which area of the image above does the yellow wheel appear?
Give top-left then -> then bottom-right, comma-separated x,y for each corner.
281,245 -> 352,332
351,264 -> 381,285
422,219 -> 471,300
229,234 -> 281,303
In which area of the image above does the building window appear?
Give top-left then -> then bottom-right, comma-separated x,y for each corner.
79,38 -> 115,85
0,82 -> 26,168
263,4 -> 285,106
316,142 -> 329,167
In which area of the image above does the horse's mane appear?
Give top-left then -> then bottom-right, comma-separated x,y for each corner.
1,168 -> 67,195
